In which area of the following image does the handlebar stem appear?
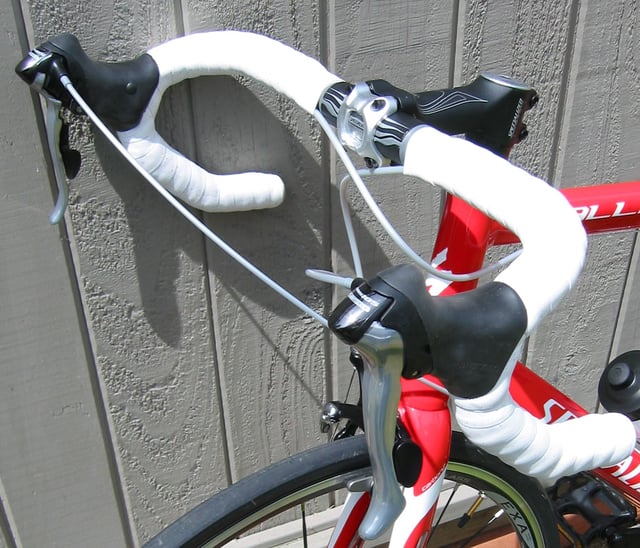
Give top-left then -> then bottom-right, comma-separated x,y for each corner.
337,82 -> 399,168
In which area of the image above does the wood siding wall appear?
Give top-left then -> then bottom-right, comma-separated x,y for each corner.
2,1 -> 638,545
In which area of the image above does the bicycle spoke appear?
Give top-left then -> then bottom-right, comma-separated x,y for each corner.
458,509 -> 504,548
431,482 -> 461,534
301,503 -> 308,548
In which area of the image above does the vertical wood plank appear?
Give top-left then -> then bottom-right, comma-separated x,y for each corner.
1,2 -> 128,546
180,0 -> 331,480
556,0 -> 640,368
334,1 -> 456,90
528,0 -> 640,410
330,1 -> 456,401
458,0 -> 576,178
458,0 -> 638,410
20,0 -> 229,542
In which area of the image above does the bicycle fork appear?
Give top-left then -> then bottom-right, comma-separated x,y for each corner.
323,369 -> 453,546
391,377 -> 452,546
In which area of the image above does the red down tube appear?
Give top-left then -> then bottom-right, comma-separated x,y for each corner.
510,365 -> 640,502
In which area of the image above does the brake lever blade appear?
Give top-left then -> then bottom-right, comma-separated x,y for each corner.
355,322 -> 405,539
44,98 -> 70,224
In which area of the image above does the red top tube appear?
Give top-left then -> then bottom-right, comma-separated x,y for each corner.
490,181 -> 640,246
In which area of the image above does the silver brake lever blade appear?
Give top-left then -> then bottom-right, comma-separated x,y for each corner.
44,98 -> 69,224
355,322 -> 405,539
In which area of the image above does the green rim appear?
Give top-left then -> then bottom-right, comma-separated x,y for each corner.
447,461 -> 547,547
206,461 -> 547,547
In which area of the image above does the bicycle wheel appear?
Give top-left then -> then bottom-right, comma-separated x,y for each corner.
144,432 -> 560,547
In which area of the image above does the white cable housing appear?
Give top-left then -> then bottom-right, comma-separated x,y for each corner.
118,31 -> 341,212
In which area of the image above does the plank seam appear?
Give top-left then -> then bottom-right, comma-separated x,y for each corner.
12,1 -> 139,545
449,0 -> 461,88
201,238 -> 235,486
0,475 -> 21,548
319,0 -> 338,405
547,0 -> 582,186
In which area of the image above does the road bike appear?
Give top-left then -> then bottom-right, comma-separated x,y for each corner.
16,30 -> 640,547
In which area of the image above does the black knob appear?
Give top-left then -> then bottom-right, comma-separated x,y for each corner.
608,362 -> 634,389
599,351 -> 640,420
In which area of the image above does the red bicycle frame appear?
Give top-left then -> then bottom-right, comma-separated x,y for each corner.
389,180 -> 640,545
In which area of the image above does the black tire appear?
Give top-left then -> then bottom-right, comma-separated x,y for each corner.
144,432 -> 560,547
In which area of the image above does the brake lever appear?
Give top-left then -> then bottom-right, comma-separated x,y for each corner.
329,282 -> 407,539
355,322 -> 405,539
16,46 -> 81,223
44,99 -> 71,224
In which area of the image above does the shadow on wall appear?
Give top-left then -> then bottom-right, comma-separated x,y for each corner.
93,75 -> 393,346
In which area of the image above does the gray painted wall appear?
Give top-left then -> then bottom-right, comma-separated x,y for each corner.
2,1 -> 638,545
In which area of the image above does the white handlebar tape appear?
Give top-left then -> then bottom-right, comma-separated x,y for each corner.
453,356 -> 637,485
402,125 -> 586,333
118,120 -> 284,212
146,31 -> 340,114
117,31 -> 342,212
402,126 -> 636,481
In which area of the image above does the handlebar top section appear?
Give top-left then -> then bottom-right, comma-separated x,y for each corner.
144,31 -> 342,115
16,31 -> 539,215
